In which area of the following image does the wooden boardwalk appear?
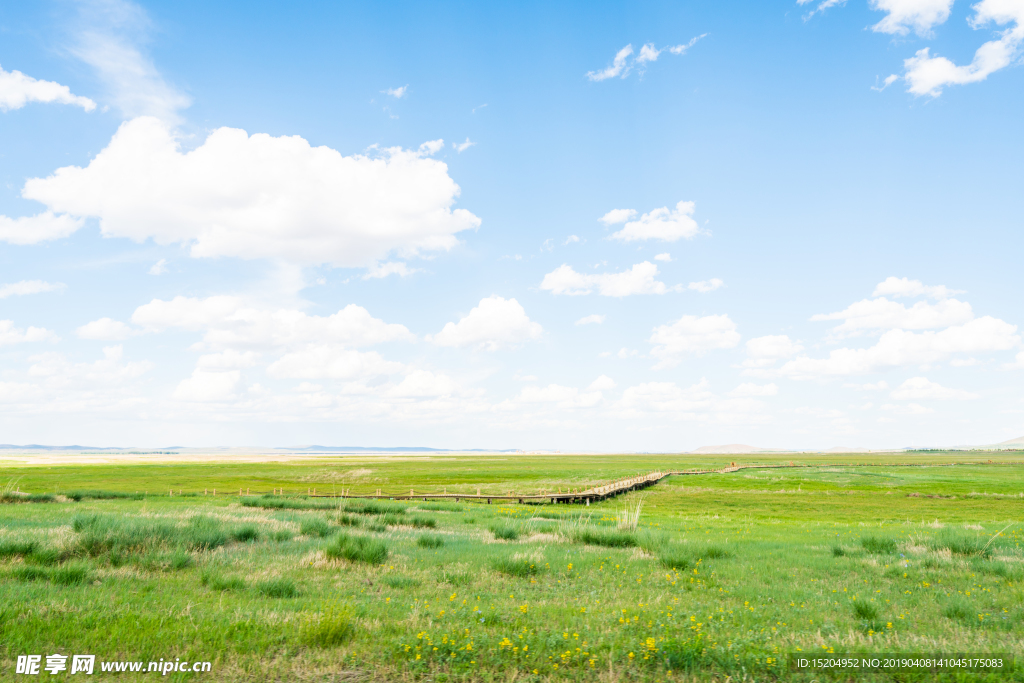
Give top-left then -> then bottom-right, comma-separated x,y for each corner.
304,458 -> 1022,506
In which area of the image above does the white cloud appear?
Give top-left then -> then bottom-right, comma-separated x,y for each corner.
1004,350 -> 1024,370
148,259 -> 167,275
844,380 -> 889,391
636,43 -> 661,64
608,201 -> 701,242
811,297 -> 974,337
0,212 -> 84,245
649,314 -> 740,368
729,382 -> 778,397
173,369 -> 240,402
453,138 -> 475,153
872,276 -> 962,300
363,262 -> 418,279
778,317 -> 1019,378
14,116 -> 480,266
872,74 -> 901,91
132,297 -> 414,349
586,45 -> 634,81
869,0 -> 954,36
27,345 -> 149,389
196,350 -> 261,370
654,253 -> 671,262
901,0 -> 1024,96
0,280 -> 65,299
564,235 -> 581,245
746,335 -> 804,359
880,402 -> 933,415
668,34 -> 708,55
384,85 -> 408,98
587,36 -> 705,81
540,262 -> 677,297
598,208 -> 637,225
589,375 -> 617,391
515,384 -> 602,408
76,317 -> 137,341
0,65 -> 96,112
267,346 -> 404,380
688,278 -> 724,293
68,0 -> 191,121
575,314 -> 606,326
387,370 -> 463,398
430,295 -> 542,351
891,376 -> 979,400
612,378 -> 768,423
0,320 -> 58,346
617,347 -> 638,359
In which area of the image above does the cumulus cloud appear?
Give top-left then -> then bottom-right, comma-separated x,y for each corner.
729,382 -> 778,397
649,314 -> 740,368
173,369 -> 240,402
811,297 -> 974,337
387,370 -> 463,398
10,116 -> 479,266
267,346 -> 404,380
575,314 -> 605,325
0,320 -> 58,346
880,402 -> 933,415
540,262 -> 677,297
654,253 -> 671,262
869,0 -> 954,36
76,317 -> 137,341
902,0 -> 1024,96
612,378 -> 768,423
1004,350 -> 1024,370
688,278 -> 724,293
589,375 -> 617,391
430,295 -> 542,351
873,276 -> 963,300
0,65 -> 95,112
0,212 -> 84,245
68,0 -> 191,122
196,350 -> 261,370
0,280 -> 65,299
384,85 -> 408,98
132,297 -> 414,349
746,335 -> 804,360
598,208 -> 637,225
514,384 -> 602,408
606,201 -> 701,242
778,317 -> 1019,378
148,259 -> 168,275
890,376 -> 979,400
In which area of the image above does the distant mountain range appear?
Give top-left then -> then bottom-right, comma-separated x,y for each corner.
1,439 -> 1021,454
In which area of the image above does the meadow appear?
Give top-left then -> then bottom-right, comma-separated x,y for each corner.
1,451 -> 1022,681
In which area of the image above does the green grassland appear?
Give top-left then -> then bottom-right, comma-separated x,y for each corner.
1,452 -> 1023,681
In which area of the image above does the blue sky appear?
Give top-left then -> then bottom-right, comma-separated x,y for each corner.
0,0 -> 1021,450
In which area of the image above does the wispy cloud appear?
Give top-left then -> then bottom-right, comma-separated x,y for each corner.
68,0 -> 191,122
383,85 -> 408,98
587,35 -> 706,81
0,280 -> 66,299
453,138 -> 475,153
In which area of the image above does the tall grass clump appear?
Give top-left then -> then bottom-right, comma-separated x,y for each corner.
0,540 -> 38,558
300,607 -> 354,647
200,571 -> 246,591
241,496 -> 337,511
408,515 -> 437,529
343,500 -> 406,516
255,577 -> 298,598
491,556 -> 540,577
418,502 -> 462,512
417,534 -> 445,549
325,533 -> 388,565
617,495 -> 646,531
73,513 -> 230,555
489,523 -> 520,541
943,599 -> 973,622
12,563 -> 90,586
861,536 -> 898,554
930,529 -> 990,557
574,528 -> 638,548
300,517 -> 332,537
335,513 -> 361,527
230,525 -> 260,543
852,600 -> 879,620
66,490 -> 144,501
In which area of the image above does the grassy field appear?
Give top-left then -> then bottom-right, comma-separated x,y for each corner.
1,451 -> 1023,681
